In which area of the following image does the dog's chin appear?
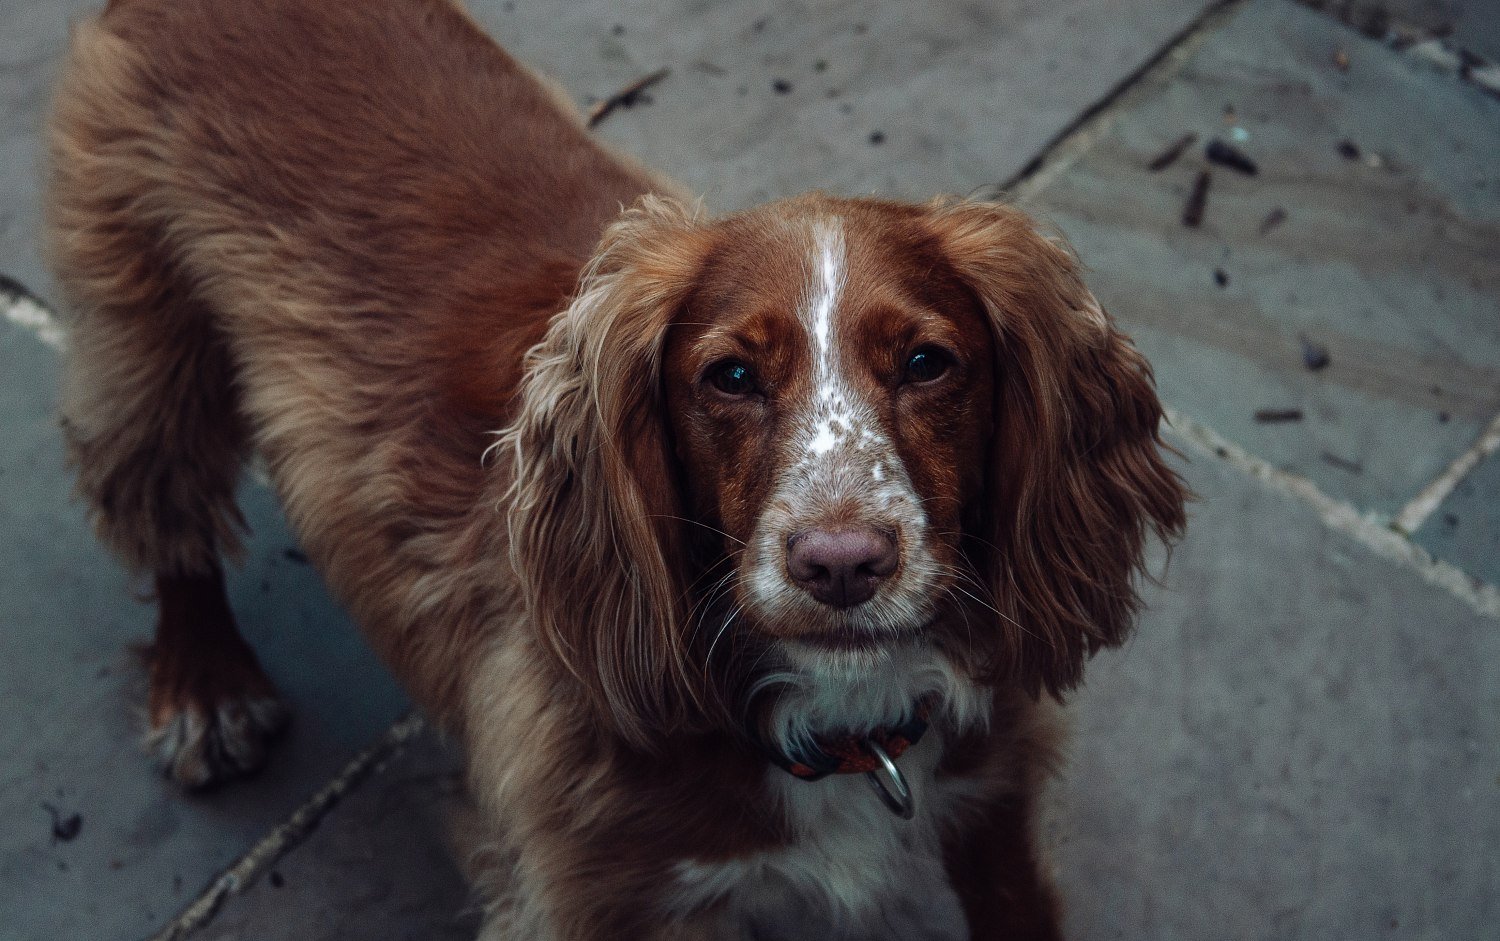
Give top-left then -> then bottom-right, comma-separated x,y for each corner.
778,622 -> 931,680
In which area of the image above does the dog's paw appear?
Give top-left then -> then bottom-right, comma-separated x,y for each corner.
146,691 -> 290,789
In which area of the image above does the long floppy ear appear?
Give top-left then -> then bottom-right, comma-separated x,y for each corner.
926,199 -> 1188,697
498,195 -> 712,750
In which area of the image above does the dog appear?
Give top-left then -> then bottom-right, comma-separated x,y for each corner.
45,0 -> 1187,937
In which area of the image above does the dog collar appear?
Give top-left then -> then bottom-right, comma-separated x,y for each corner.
761,695 -> 936,819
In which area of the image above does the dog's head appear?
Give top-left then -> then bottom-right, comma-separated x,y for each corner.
503,194 -> 1186,749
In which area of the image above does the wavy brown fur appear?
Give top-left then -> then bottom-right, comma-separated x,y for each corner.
927,200 -> 1189,695
497,196 -> 720,750
45,0 -> 1187,935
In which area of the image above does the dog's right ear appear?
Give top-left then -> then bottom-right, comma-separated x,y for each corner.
498,195 -> 715,751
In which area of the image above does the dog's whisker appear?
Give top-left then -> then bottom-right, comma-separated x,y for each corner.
683,568 -> 738,651
647,514 -> 747,546
704,599 -> 747,671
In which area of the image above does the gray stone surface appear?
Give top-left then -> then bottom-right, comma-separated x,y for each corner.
1046,451 -> 1499,941
479,0 -> 1216,211
0,1 -> 1233,936
1304,0 -> 1500,62
0,0 -> 95,305
1026,0 -> 1500,517
1414,450 -> 1500,588
174,447 -> 1500,941
1450,0 -> 1500,63
2,0 -> 1498,939
0,319 -> 408,941
200,733 -> 479,941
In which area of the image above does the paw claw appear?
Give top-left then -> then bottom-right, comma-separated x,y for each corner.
147,694 -> 290,788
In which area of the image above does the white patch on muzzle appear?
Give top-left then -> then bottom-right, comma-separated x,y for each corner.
743,218 -> 939,634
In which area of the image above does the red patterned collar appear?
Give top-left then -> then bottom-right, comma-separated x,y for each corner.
762,695 -> 936,782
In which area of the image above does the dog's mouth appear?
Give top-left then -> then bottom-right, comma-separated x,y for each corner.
791,628 -> 894,654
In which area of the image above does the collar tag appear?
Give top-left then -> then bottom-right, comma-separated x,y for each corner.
762,695 -> 936,819
863,738 -> 915,819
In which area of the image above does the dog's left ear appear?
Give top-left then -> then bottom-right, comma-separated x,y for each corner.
926,199 -> 1188,697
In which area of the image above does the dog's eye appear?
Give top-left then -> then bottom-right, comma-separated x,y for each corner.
904,346 -> 953,384
707,360 -> 758,397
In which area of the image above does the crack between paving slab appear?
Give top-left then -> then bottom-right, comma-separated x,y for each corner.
994,0 -> 1251,204
982,0 -> 1500,618
1392,410 -> 1500,536
1164,405 -> 1500,620
0,273 -> 64,349
10,35 -> 1499,936
144,712 -> 428,941
1294,0 -> 1500,99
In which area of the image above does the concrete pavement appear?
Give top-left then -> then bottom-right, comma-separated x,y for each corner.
1,0 -> 1496,938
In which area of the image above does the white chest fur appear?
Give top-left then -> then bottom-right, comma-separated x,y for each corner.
667,731 -> 971,940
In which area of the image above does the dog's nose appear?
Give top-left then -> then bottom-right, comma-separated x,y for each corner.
787,527 -> 898,609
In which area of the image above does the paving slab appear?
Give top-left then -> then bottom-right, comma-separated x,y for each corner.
0,319 -> 408,941
1025,0 -> 1500,518
160,447 -> 1500,940
3,0 -> 1496,938
1303,0 -> 1500,63
476,0 -> 1217,211
198,732 -> 479,941
1451,2 -> 1500,64
1413,449 -> 1500,588
0,0 -> 96,304
1045,448 -> 1499,941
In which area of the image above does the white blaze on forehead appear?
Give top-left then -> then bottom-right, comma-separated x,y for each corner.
800,219 -> 858,458
808,221 -> 843,368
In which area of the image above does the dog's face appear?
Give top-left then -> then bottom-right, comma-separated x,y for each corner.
662,207 -> 995,673
506,194 -> 1187,746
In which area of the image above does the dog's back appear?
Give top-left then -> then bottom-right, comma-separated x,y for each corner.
45,0 -> 657,770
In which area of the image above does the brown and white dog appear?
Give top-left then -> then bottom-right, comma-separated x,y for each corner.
45,0 -> 1187,937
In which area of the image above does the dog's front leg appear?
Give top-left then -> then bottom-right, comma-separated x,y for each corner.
942,792 -> 1063,941
146,566 -> 290,786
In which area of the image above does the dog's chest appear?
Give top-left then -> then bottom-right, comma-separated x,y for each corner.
668,736 -> 969,940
